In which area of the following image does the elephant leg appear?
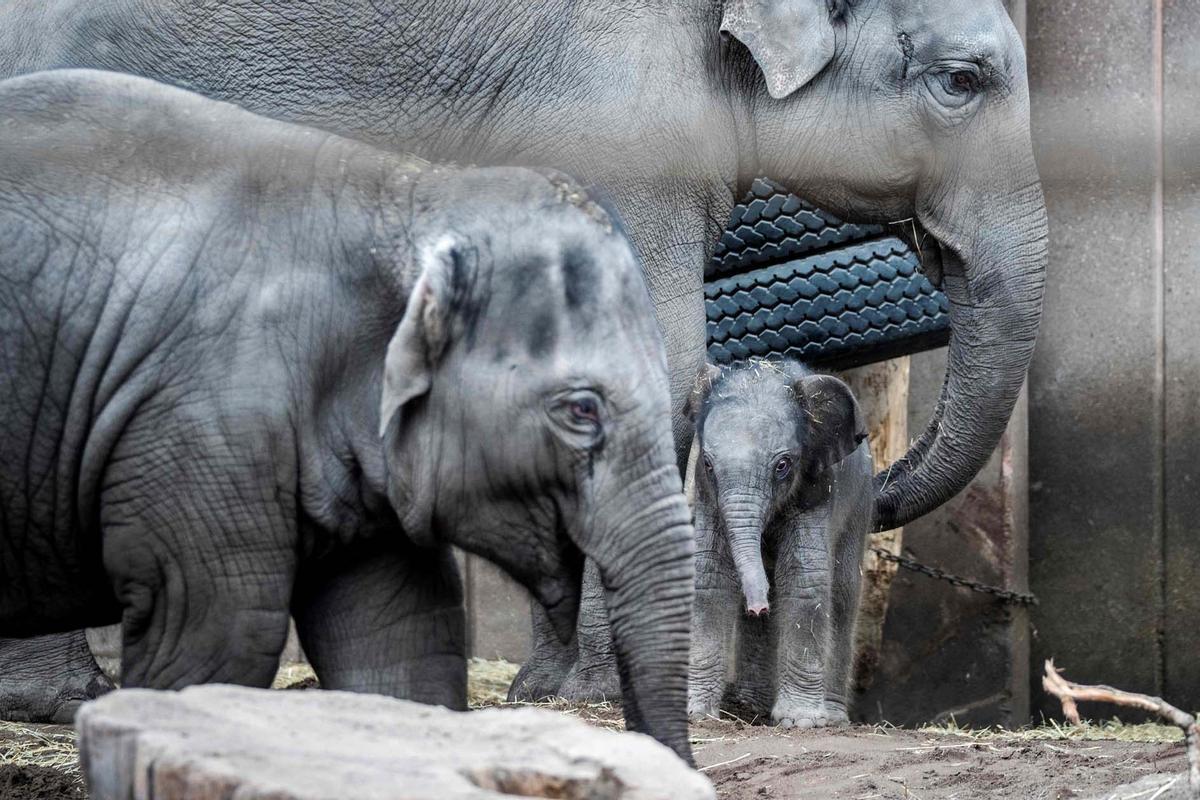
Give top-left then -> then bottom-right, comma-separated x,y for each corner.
823,511 -> 870,726
102,491 -> 295,690
507,604 -> 574,702
293,536 -> 467,710
771,513 -> 835,729
725,612 -> 776,720
557,559 -> 621,702
0,630 -> 114,722
688,516 -> 739,720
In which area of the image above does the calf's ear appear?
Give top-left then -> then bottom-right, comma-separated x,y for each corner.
721,0 -> 840,99
683,362 -> 723,422
378,236 -> 459,437
797,374 -> 867,475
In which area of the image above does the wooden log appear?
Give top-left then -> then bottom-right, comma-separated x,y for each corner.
76,686 -> 714,800
840,357 -> 910,693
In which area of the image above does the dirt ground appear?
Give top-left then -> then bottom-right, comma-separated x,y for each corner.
0,660 -> 1189,799
0,724 -> 84,800
689,720 -> 1188,800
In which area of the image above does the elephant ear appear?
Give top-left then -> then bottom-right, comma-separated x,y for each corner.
378,235 -> 458,437
797,374 -> 867,476
683,362 -> 723,423
721,0 -> 840,99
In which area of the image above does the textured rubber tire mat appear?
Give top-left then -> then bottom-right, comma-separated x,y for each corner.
706,178 -> 950,369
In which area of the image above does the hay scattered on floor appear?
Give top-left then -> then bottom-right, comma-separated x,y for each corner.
921,717 -> 1186,744
466,658 -> 520,708
271,661 -> 318,690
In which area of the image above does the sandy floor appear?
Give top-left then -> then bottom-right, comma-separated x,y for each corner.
690,720 -> 1188,800
0,661 -> 1189,799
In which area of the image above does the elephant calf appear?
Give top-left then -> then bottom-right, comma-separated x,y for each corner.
0,69 -> 696,762
686,359 -> 873,729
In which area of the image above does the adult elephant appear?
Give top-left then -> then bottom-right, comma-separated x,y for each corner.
0,0 -> 1047,712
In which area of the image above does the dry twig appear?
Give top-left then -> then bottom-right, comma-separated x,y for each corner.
1042,659 -> 1199,798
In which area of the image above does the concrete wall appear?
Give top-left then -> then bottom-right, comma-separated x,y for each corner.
1026,0 -> 1200,716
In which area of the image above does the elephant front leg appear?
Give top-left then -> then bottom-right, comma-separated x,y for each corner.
557,560 -> 621,703
293,536 -> 467,710
103,499 -> 295,691
506,604 -> 575,702
771,517 -> 835,729
688,529 -> 739,721
823,511 -> 871,726
0,631 -> 114,722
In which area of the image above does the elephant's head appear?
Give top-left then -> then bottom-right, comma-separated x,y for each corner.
688,360 -> 866,615
723,0 -> 1048,529
377,168 -> 695,762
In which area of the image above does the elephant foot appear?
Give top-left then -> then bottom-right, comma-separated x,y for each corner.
771,696 -> 837,730
557,661 -> 621,704
507,657 -> 571,703
687,694 -> 722,723
0,631 -> 115,723
507,634 -> 576,703
822,700 -> 851,728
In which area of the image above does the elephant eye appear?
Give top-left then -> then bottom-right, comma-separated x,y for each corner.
702,454 -> 715,473
569,396 -> 600,424
549,389 -> 606,447
926,64 -> 984,112
949,70 -> 978,94
774,456 -> 793,480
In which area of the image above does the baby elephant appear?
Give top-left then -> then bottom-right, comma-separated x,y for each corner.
686,359 -> 873,729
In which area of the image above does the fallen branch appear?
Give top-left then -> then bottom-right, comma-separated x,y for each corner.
1042,659 -> 1199,798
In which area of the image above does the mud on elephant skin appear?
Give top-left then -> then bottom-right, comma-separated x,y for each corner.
0,0 -> 1046,709
685,360 -> 874,729
0,70 -> 696,762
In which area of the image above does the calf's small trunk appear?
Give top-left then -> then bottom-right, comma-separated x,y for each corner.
717,490 -> 771,616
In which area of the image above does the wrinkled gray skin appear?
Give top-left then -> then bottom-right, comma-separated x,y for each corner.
0,0 -> 1047,706
0,70 -> 696,762
686,361 -> 873,728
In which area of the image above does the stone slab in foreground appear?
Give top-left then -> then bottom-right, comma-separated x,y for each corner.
76,686 -> 714,800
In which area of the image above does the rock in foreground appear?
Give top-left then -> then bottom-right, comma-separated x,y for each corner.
76,686 -> 714,800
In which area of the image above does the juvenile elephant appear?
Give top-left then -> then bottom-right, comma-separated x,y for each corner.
686,361 -> 873,729
0,70 -> 696,762
0,0 -> 1047,707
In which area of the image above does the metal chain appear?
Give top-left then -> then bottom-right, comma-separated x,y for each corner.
870,547 -> 1039,607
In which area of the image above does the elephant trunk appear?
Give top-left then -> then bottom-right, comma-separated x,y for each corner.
587,460 -> 696,765
717,490 -> 771,616
874,159 -> 1048,531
